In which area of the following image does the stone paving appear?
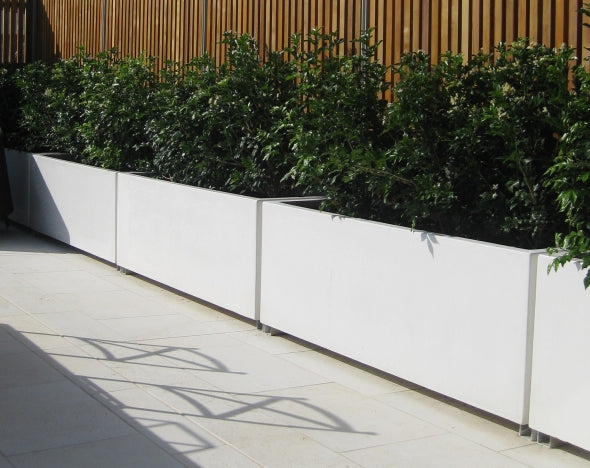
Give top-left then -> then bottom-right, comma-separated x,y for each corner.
1,224 -> 590,467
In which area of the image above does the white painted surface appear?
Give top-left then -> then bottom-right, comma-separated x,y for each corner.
5,149 -> 30,226
260,202 -> 539,424
530,255 -> 590,452
28,155 -> 117,263
116,174 -> 259,319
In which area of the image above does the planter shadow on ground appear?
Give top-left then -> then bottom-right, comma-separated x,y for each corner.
0,324 -> 372,466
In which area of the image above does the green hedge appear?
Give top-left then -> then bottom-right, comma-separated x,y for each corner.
1,30 -> 589,286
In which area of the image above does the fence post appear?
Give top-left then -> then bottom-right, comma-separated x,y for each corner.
101,0 -> 106,52
361,0 -> 369,33
201,0 -> 207,56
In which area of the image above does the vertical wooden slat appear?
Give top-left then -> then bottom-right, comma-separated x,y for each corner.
2,0 -> 589,73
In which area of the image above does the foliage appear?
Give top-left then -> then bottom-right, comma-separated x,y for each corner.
0,64 -> 24,147
14,49 -> 157,170
75,50 -> 158,170
148,32 -> 299,196
285,29 -> 391,218
545,3 -> 590,287
326,39 -> 573,250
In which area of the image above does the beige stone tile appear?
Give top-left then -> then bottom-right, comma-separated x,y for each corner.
20,270 -> 122,294
109,387 -> 221,456
502,442 -> 590,467
344,433 -> 528,468
45,346 -> 136,393
186,342 -> 329,393
50,290 -> 174,320
229,328 -> 318,355
0,297 -> 24,317
98,313 -> 228,341
0,380 -> 135,456
0,316 -> 73,350
181,444 -> 263,468
281,349 -> 412,396
376,389 -> 531,452
9,434 -> 184,468
187,411 -> 362,468
32,310 -> 124,341
252,383 -> 445,452
0,350 -> 64,389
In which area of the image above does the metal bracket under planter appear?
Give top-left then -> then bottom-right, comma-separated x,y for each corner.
259,323 -> 284,336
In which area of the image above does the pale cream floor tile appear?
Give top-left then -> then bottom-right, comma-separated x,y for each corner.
376,389 -> 532,452
60,252 -> 118,275
45,345 -> 137,393
343,433 -> 528,468
228,328 -> 319,355
281,349 -> 413,396
0,328 -> 28,354
108,387 -> 224,456
0,252 -> 77,273
186,412 -> 362,468
0,296 -> 24,317
0,316 -> 74,350
1,289 -> 77,315
253,383 -> 445,453
185,342 -> 329,393
8,434 -> 184,468
181,443 -> 263,468
32,310 -> 125,341
0,350 -> 65,389
51,289 -> 175,320
100,272 -> 187,298
0,380 -> 135,456
502,442 -> 590,467
19,270 -> 123,294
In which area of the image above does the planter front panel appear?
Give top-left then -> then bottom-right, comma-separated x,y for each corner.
29,155 -> 117,263
116,174 -> 258,319
260,203 -> 536,424
5,150 -> 30,226
530,255 -> 590,451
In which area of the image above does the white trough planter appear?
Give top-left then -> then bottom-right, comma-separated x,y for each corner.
260,202 -> 540,425
116,174 -> 320,320
529,255 -> 590,451
6,151 -> 117,263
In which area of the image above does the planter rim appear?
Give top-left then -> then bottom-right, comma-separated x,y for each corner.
120,171 -> 325,202
265,199 -> 548,254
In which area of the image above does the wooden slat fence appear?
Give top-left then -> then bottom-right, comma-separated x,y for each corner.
0,0 -> 28,63
1,1 -> 588,69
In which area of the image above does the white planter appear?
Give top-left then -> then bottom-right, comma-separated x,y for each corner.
29,154 -> 117,262
529,255 -> 590,451
5,149 -> 30,226
5,152 -> 117,263
260,202 -> 540,425
117,174 -> 261,320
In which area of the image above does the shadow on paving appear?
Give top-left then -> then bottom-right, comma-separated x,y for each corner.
0,224 -> 71,254
0,324 -> 372,467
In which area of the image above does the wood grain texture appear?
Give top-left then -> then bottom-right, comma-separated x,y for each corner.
0,0 -> 586,71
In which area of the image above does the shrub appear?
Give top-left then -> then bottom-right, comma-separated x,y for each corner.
76,49 -> 158,171
14,49 -> 157,171
149,32 -> 299,197
312,39 -> 573,249
546,4 -> 590,287
285,29 -> 391,217
0,64 -> 24,147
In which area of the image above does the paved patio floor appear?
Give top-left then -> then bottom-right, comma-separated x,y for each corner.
1,224 -> 590,467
